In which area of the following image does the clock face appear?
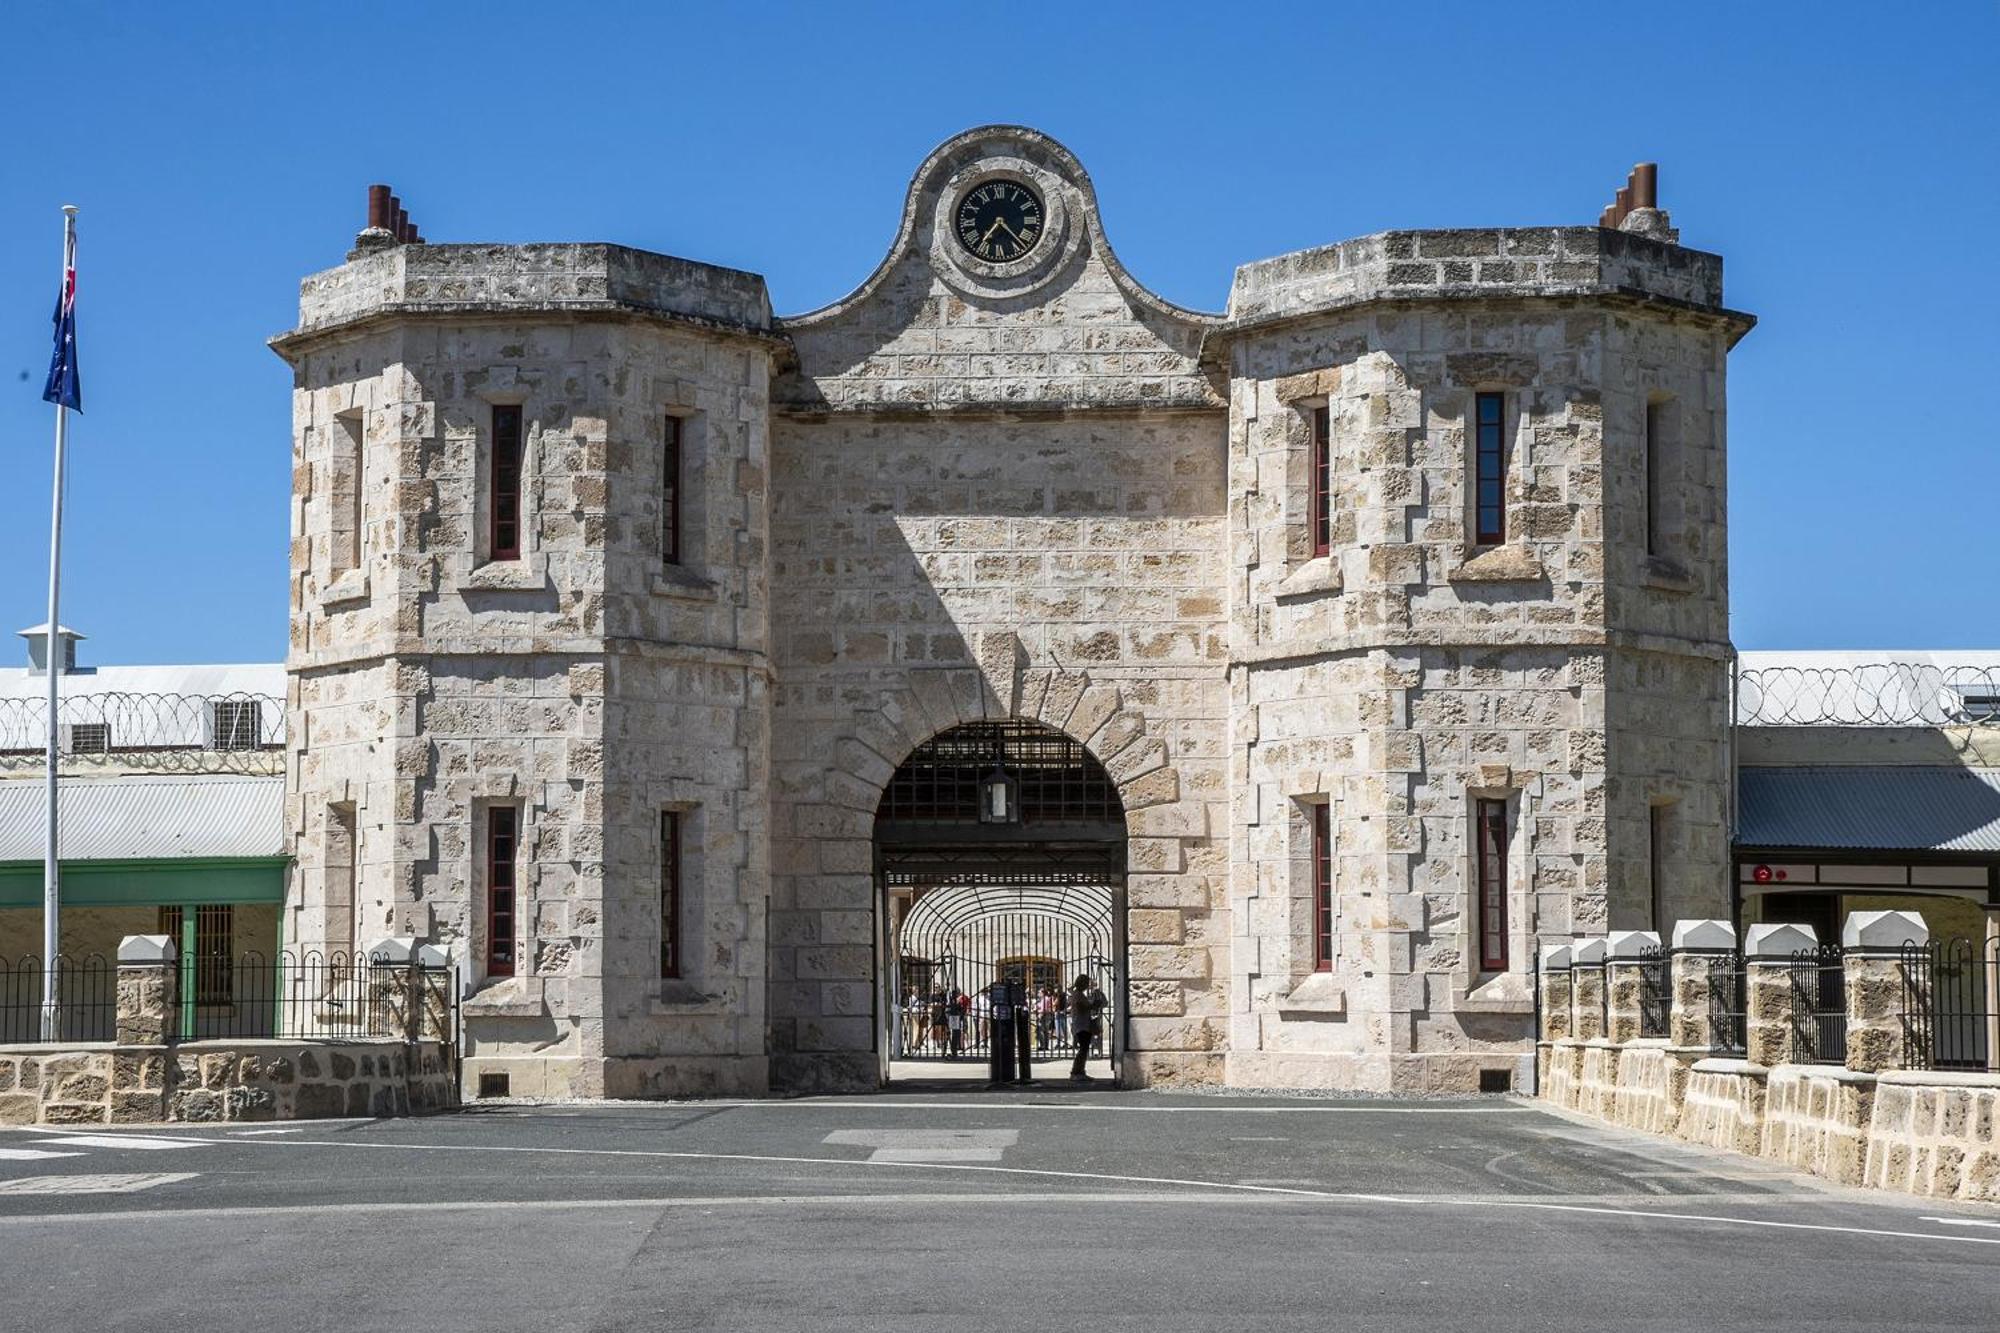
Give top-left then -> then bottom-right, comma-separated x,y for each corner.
954,179 -> 1045,263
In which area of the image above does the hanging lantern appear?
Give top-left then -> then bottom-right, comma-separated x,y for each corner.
979,744 -> 1019,825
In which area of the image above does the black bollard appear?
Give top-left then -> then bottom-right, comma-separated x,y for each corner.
987,980 -> 1014,1086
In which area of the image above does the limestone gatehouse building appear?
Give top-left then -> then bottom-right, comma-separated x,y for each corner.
267,125 -> 1756,1099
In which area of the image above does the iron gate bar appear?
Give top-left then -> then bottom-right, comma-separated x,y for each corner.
877,720 -> 1123,825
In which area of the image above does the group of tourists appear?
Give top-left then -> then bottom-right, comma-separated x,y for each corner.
901,974 -> 1108,1079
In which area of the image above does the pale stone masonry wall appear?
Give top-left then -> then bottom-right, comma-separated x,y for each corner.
273,126 -> 1754,1097
1543,917 -> 2000,1204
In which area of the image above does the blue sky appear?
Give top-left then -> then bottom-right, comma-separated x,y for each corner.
1,1 -> 1992,664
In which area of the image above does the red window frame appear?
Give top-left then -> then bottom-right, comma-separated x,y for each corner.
1475,798 -> 1509,971
1474,392 -> 1506,546
1309,405 -> 1331,557
486,806 -> 518,977
662,415 -> 683,566
1311,802 -> 1333,971
660,811 -> 682,979
490,405 -> 523,561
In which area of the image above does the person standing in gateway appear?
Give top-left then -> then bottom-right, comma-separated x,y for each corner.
1067,974 -> 1106,1082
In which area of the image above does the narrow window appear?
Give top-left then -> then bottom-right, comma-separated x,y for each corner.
486,807 -> 518,977
331,412 -> 364,575
1474,392 -> 1506,546
662,414 -> 683,566
1311,802 -> 1333,972
490,405 -> 523,562
1649,804 -> 1669,934
660,811 -> 682,979
1309,405 -> 1331,558
1475,798 -> 1510,971
211,700 -> 262,751
1644,399 -> 1665,556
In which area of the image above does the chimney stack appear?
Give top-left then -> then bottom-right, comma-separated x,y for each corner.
355,184 -> 428,253
1599,162 -> 1676,243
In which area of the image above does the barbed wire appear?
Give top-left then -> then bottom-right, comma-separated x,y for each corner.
1736,664 -> 2000,727
0,691 -> 285,770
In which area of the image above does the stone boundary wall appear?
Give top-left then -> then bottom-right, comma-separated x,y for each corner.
0,1039 -> 456,1125
1538,914 -> 2000,1204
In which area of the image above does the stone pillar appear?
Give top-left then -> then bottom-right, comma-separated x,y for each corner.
1605,930 -> 1661,1044
1668,919 -> 1739,1053
1842,910 -> 1928,1074
115,934 -> 176,1046
1570,937 -> 1608,1041
1743,922 -> 1817,1067
1538,944 -> 1573,1041
366,937 -> 420,1041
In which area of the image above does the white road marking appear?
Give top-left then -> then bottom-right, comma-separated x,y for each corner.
655,1099 -> 1534,1115
229,1128 -> 305,1136
823,1129 -> 1018,1163
0,1148 -> 86,1161
0,1173 -> 197,1196
1922,1215 -> 2000,1230
36,1134 -> 208,1151
172,1135 -> 2000,1249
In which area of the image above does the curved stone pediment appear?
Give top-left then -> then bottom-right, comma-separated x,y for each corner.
775,125 -> 1223,413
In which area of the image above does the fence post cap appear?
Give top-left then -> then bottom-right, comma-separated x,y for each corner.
366,935 -> 420,965
1607,929 -> 1662,960
1841,909 -> 1928,953
116,934 -> 176,964
1539,943 -> 1573,970
1571,937 -> 1609,966
1744,922 -> 1819,959
416,943 -> 451,969
1671,919 -> 1737,952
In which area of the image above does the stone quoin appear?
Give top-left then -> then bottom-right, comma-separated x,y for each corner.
269,126 -> 1753,1098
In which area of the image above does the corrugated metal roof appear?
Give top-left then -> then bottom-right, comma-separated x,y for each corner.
1737,766 -> 2000,854
0,775 -> 285,862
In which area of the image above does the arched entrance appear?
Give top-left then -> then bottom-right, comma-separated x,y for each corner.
874,720 -> 1126,1082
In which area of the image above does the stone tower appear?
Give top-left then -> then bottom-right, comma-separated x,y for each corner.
274,201 -> 782,1096
1218,202 -> 1752,1090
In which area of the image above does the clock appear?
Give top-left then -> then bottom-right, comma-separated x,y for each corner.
953,179 -> 1045,263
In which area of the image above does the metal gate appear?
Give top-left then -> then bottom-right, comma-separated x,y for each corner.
890,876 -> 1116,1062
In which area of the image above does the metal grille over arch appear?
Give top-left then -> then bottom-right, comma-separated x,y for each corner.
874,720 -> 1127,1074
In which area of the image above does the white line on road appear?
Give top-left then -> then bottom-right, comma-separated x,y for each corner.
1921,1215 -> 2000,1230
0,1173 -> 197,1196
0,1148 -> 86,1161
34,1134 -> 208,1151
636,1099 -> 1537,1115
114,1134 -> 2000,1250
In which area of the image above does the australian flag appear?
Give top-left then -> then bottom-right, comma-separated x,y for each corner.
43,222 -> 80,412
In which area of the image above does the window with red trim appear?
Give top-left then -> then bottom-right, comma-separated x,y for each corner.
1474,392 -> 1506,546
1309,405 -> 1331,557
490,405 -> 523,561
486,807 -> 518,977
660,811 -> 682,979
1475,798 -> 1509,971
1311,802 -> 1333,971
662,415 -> 683,566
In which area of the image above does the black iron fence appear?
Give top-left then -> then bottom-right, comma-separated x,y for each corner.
1637,945 -> 1672,1038
1713,953 -> 1748,1055
1788,946 -> 1849,1065
0,954 -> 118,1044
1901,937 -> 1998,1072
1,949 -> 458,1048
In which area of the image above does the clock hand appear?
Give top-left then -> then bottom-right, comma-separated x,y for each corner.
981,218 -> 1006,243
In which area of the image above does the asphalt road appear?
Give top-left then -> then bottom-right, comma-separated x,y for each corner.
2,1088 -> 1996,1332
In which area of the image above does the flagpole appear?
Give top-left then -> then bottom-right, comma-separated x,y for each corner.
40,204 -> 76,1043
